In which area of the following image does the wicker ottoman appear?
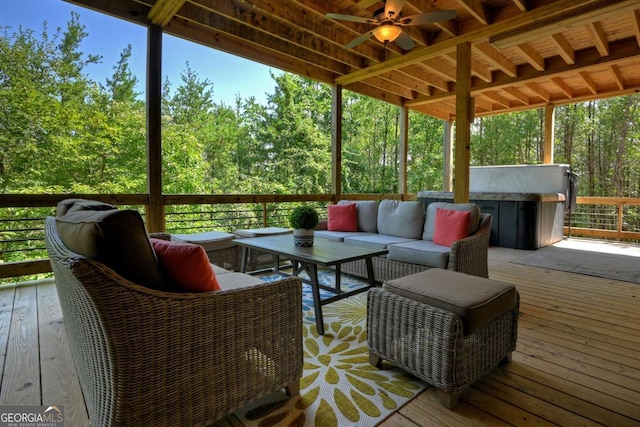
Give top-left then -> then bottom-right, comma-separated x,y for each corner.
367,268 -> 519,408
171,231 -> 239,271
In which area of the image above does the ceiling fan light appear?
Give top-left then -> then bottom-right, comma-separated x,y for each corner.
373,25 -> 402,43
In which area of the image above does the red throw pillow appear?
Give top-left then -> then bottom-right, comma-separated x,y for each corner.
328,203 -> 357,232
433,208 -> 471,247
150,238 -> 221,292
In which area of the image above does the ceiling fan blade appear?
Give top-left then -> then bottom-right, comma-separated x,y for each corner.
326,13 -> 376,24
344,31 -> 374,49
399,10 -> 456,26
384,0 -> 406,20
394,32 -> 415,50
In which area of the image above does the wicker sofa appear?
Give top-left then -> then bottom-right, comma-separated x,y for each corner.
316,200 -> 492,281
44,208 -> 302,426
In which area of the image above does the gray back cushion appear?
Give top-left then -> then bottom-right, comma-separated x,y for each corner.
55,209 -> 166,290
338,200 -> 378,233
377,200 -> 425,239
422,202 -> 481,241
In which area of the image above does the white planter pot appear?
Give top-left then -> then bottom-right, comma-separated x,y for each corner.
293,228 -> 314,247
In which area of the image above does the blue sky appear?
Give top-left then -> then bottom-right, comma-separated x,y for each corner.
1,0 -> 280,106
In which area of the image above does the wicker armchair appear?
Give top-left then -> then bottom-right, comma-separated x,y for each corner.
44,217 -> 302,426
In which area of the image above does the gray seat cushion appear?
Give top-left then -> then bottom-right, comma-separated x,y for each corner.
344,234 -> 415,251
423,202 -> 481,241
377,200 -> 425,239
388,240 -> 450,268
383,268 -> 517,334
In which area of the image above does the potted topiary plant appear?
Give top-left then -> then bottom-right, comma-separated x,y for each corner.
289,205 -> 319,247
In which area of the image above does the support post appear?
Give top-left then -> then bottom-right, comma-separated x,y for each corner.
443,120 -> 454,192
331,84 -> 343,202
399,106 -> 409,199
146,24 -> 163,232
454,42 -> 473,203
544,104 -> 555,164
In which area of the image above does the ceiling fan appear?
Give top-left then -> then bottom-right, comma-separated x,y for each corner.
326,0 -> 456,51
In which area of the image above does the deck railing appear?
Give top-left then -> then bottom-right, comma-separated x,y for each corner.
2,194 -> 639,282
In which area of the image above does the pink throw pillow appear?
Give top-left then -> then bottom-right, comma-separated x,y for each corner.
150,238 -> 221,292
433,208 -> 471,247
328,203 -> 357,232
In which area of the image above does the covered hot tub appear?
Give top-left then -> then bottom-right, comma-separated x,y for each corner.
418,164 -> 577,250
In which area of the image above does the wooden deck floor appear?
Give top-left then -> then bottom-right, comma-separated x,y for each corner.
1,244 -> 639,426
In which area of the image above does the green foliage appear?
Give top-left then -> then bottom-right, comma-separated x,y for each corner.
289,205 -> 319,229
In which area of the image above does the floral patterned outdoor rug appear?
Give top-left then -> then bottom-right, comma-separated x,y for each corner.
234,269 -> 427,427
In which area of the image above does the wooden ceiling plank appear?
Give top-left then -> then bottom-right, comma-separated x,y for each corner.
189,0 -> 366,71
457,0 -> 490,25
490,0 -> 639,49
609,64 -> 625,89
66,0 -> 151,26
632,10 -> 640,47
473,41 -> 517,77
551,76 -> 573,97
336,0 -> 602,86
504,86 -> 530,104
525,82 -> 551,101
587,21 -> 609,56
549,33 -> 576,65
579,71 -> 599,94
148,0 -> 186,26
514,43 -> 545,71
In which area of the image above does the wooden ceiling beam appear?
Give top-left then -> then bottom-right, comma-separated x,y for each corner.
457,0 -> 490,25
67,0 -> 150,26
609,65 -> 625,89
579,71 -> 598,94
148,0 -> 186,26
444,52 -> 492,82
549,33 -> 576,65
336,0 -> 603,86
490,0 -> 639,49
406,36 -> 640,108
406,0 -> 459,37
473,41 -> 517,77
632,10 -> 640,47
511,0 -> 528,13
587,21 -> 609,56
504,86 -> 530,104
482,90 -> 511,108
525,82 -> 551,101
551,76 -> 573,98
514,43 -> 545,71
186,1 -> 361,71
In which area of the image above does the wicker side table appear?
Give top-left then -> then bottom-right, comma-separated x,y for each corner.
171,231 -> 240,271
234,227 -> 292,272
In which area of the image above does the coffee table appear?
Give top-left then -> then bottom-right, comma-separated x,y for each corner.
234,234 -> 388,334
